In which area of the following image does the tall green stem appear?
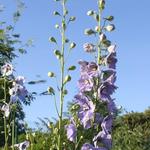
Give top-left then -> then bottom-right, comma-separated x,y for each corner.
97,1 -> 102,65
58,0 -> 66,149
4,77 -> 8,150
12,112 -> 15,150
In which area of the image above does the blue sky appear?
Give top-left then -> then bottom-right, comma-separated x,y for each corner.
1,0 -> 150,126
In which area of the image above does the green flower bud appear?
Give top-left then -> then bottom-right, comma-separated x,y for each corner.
70,42 -> 76,49
63,89 -> 68,95
47,87 -> 55,95
105,24 -> 115,32
102,40 -> 111,47
53,11 -> 60,16
64,9 -> 68,16
99,33 -> 106,42
69,16 -> 76,22
55,24 -> 59,29
49,37 -> 57,44
64,75 -> 71,84
105,16 -> 114,21
65,38 -> 69,43
80,136 -> 83,139
84,28 -> 96,35
68,65 -> 76,71
48,72 -> 55,77
99,0 -> 105,10
87,10 -> 94,16
54,50 -> 61,59
95,26 -> 100,32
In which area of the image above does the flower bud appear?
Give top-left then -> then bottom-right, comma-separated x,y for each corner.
55,24 -> 59,29
105,16 -> 114,21
64,75 -> 71,84
99,0 -> 105,10
63,89 -> 68,95
80,136 -> 83,139
70,42 -> 76,49
95,26 -> 100,32
69,16 -> 76,22
49,37 -> 57,44
48,72 -> 55,77
68,66 -> 76,71
53,11 -> 60,16
84,28 -> 95,35
99,33 -> 106,42
47,87 -> 55,95
105,24 -> 115,32
102,40 -> 111,47
54,50 -> 61,59
87,10 -> 94,16
65,38 -> 69,43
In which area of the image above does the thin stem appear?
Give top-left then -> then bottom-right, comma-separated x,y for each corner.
4,77 -> 8,150
97,1 -> 102,65
12,111 -> 15,150
54,95 -> 60,117
58,0 -> 66,149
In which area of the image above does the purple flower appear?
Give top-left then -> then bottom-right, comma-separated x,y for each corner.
9,78 -> 28,103
104,52 -> 117,69
78,60 -> 99,77
94,113 -> 103,126
98,82 -> 116,101
78,75 -> 93,92
102,70 -> 116,85
101,115 -> 113,134
15,76 -> 25,86
93,129 -> 112,150
74,94 -> 95,129
107,99 -> 117,114
66,122 -> 77,142
81,143 -> 107,150
1,63 -> 13,76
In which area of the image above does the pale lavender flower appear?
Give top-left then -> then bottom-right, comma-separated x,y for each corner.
1,63 -> 13,76
102,70 -> 116,85
78,75 -> 93,92
78,60 -> 99,77
9,84 -> 28,103
1,103 -> 10,118
81,143 -> 107,150
83,43 -> 96,53
66,122 -> 77,142
74,94 -> 95,129
13,140 -> 30,150
15,76 -> 25,86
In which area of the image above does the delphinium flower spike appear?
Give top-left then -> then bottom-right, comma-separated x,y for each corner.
67,0 -> 118,149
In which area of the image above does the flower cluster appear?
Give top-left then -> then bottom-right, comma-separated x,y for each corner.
66,0 -> 117,149
0,63 -> 29,117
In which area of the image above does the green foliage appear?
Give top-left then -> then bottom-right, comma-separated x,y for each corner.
14,108 -> 150,150
112,108 -> 150,150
